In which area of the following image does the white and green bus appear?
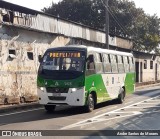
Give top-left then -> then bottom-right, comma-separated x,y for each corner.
37,45 -> 135,112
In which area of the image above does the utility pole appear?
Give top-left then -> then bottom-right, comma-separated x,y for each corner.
105,0 -> 109,49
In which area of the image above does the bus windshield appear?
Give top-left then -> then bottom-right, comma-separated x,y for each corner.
38,51 -> 86,79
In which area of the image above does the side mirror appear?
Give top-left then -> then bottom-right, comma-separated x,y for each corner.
38,55 -> 43,63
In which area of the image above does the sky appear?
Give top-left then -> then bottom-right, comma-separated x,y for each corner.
3,0 -> 160,17
129,0 -> 160,17
3,0 -> 61,11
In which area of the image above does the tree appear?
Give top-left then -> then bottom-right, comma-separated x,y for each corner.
42,0 -> 160,53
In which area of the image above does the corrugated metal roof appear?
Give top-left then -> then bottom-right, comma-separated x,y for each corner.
0,1 -> 134,48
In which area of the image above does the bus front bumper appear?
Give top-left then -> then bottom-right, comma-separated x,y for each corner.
37,87 -> 85,106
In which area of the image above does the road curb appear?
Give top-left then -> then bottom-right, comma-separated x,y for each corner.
136,83 -> 160,90
0,102 -> 42,114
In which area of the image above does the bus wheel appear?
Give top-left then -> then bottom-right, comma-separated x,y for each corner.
86,93 -> 95,112
117,88 -> 125,104
44,105 -> 56,112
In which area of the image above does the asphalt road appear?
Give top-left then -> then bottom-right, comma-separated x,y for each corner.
0,86 -> 160,139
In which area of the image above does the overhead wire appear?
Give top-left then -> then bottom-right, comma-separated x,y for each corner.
100,0 -> 140,49
100,0 -> 129,35
108,6 -> 137,37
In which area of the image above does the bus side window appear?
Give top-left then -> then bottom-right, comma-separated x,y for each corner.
95,53 -> 103,73
132,57 -> 135,71
87,55 -> 95,70
123,56 -> 129,72
129,57 -> 134,72
117,55 -> 124,73
103,54 -> 111,73
110,54 -> 118,73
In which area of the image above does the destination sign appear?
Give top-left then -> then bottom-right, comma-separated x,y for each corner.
49,52 -> 81,58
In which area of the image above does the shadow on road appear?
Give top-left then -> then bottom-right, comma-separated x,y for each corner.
134,88 -> 160,97
0,99 -> 118,126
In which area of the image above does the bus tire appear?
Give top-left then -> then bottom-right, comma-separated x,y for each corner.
86,93 -> 95,112
44,105 -> 56,112
117,88 -> 125,104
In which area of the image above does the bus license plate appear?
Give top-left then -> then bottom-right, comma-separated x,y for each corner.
52,93 -> 61,96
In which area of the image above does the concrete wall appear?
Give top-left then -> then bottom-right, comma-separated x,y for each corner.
135,56 -> 160,83
0,25 -> 72,104
116,37 -> 133,49
142,59 -> 155,82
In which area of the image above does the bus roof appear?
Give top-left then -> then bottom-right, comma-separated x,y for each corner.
87,46 -> 133,57
47,45 -> 133,57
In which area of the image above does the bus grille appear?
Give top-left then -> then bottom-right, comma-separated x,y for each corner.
46,87 -> 69,93
48,96 -> 66,101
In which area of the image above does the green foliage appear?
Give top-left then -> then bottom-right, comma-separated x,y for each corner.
42,0 -> 160,53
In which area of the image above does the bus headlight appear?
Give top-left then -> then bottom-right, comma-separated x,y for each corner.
40,87 -> 45,91
71,87 -> 83,93
38,87 -> 45,91
72,88 -> 77,92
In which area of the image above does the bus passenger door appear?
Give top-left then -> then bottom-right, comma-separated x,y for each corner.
85,53 -> 103,103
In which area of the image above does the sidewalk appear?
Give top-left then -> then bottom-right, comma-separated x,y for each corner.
0,82 -> 160,113
0,102 -> 41,113
135,82 -> 160,90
